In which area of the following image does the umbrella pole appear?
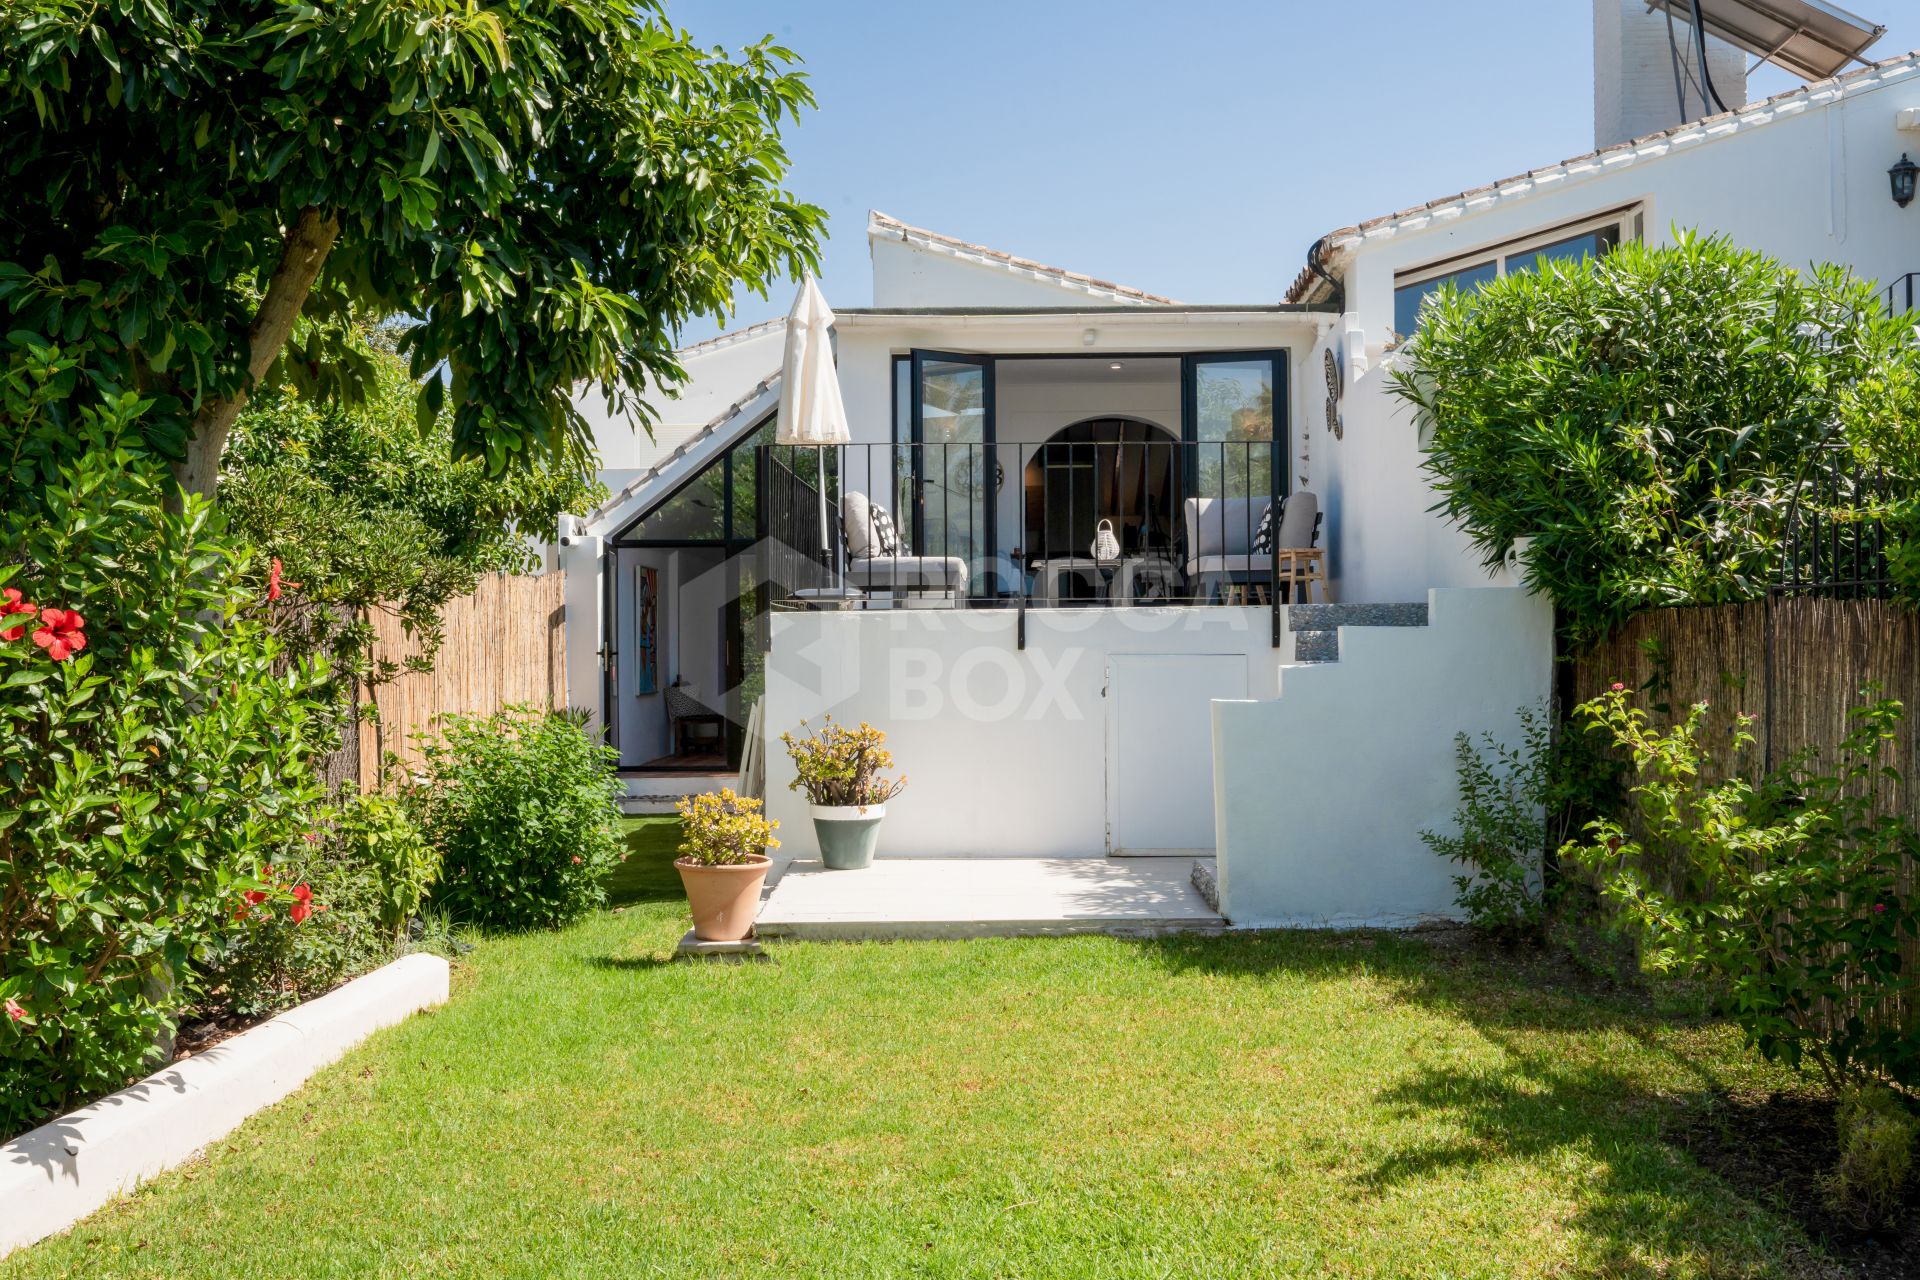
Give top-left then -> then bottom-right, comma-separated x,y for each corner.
816,444 -> 833,586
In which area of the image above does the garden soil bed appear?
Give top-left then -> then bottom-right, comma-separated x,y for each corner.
1666,1089 -> 1920,1279
172,1009 -> 264,1060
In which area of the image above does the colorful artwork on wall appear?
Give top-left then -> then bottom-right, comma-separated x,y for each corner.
635,564 -> 658,695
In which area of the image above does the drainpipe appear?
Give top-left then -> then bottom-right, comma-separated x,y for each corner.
1304,236 -> 1345,311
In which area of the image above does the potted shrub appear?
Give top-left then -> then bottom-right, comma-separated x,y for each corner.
780,718 -> 907,871
674,789 -> 779,942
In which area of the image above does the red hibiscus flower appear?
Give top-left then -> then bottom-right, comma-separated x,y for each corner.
31,607 -> 86,661
0,588 -> 34,642
4,997 -> 25,1023
265,558 -> 301,603
289,882 -> 315,925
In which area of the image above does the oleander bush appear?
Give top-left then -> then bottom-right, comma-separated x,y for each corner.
415,706 -> 623,931
1565,686 -> 1920,1092
0,435 -> 334,1136
206,791 -> 440,1018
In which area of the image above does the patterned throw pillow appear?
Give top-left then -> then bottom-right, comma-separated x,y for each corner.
867,505 -> 901,556
1252,497 -> 1284,555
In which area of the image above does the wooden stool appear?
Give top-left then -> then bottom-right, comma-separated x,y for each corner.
1275,548 -> 1331,603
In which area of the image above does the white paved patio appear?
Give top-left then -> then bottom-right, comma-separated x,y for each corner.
756,856 -> 1223,940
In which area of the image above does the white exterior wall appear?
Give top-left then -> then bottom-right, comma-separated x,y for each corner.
869,234 -> 1161,309
1321,62 -> 1920,603
572,322 -> 785,493
764,607 -> 1289,860
559,530 -> 603,730
1213,588 -> 1554,927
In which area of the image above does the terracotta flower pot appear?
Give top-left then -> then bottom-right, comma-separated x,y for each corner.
675,854 -> 771,942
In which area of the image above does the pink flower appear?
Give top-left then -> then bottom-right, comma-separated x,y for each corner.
1874,903 -> 1888,914
571,856 -> 582,865
30,607 -> 85,661
0,588 -> 34,642
1609,682 -> 1625,692
4,997 -> 25,1023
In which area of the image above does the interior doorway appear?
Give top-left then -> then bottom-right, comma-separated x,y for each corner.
1022,416 -> 1179,563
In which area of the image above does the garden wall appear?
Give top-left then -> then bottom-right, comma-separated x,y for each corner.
1567,598 -> 1920,821
357,571 -> 569,781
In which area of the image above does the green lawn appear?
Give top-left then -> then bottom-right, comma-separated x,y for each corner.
10,820 -> 1836,1278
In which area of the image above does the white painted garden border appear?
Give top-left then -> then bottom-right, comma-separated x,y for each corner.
0,952 -> 450,1258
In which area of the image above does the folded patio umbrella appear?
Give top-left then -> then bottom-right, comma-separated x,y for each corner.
775,276 -> 852,576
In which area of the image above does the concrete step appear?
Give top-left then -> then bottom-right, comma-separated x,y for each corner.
1190,858 -> 1220,913
1288,602 -> 1429,631
1287,602 -> 1430,665
1293,629 -> 1339,663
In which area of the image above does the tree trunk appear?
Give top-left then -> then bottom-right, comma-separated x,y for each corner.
172,207 -> 341,499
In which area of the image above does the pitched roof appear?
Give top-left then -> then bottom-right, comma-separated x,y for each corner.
868,211 -> 1179,306
674,315 -> 786,357
582,369 -> 782,535
1285,49 -> 1920,303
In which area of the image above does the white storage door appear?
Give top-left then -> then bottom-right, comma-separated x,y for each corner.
1105,654 -> 1247,855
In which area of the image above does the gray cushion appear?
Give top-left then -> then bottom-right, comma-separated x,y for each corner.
1183,497 -> 1267,557
1183,492 -> 1319,558
1275,490 -> 1318,550
846,555 -> 969,591
841,491 -> 878,558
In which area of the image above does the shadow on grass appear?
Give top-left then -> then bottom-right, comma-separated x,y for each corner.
1130,929 -> 1828,1277
605,816 -> 685,908
1361,1047 -> 1825,1278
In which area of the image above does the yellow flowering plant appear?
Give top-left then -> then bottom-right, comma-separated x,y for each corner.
780,717 -> 908,808
675,790 -> 779,867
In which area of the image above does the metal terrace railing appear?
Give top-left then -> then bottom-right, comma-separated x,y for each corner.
1776,443 -> 1898,601
1885,273 -> 1920,318
755,439 -> 1315,646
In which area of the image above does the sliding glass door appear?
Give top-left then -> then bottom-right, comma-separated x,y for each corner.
1182,351 -> 1286,500
908,350 -> 996,594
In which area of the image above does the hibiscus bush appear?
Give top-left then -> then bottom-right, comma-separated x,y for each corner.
414,706 -> 623,932
206,792 -> 440,1019
0,437 -> 335,1136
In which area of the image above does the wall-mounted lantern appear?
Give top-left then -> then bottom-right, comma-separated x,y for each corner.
1892,153 -> 1919,209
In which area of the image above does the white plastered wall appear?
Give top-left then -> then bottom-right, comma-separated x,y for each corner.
572,321 -> 785,494
1213,587 -> 1554,927
764,607 -> 1289,860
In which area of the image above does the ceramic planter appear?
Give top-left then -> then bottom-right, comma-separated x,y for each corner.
675,854 -> 771,941
810,804 -> 886,870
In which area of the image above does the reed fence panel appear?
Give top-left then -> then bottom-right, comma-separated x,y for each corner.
357,572 -> 569,782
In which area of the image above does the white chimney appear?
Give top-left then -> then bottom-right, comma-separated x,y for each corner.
1594,0 -> 1748,150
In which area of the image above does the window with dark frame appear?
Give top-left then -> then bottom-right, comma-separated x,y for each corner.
1391,211 -> 1634,340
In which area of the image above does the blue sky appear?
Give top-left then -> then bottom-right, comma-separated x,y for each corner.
668,0 -> 1920,343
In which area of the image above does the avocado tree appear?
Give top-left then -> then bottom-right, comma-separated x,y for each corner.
0,0 -> 824,499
